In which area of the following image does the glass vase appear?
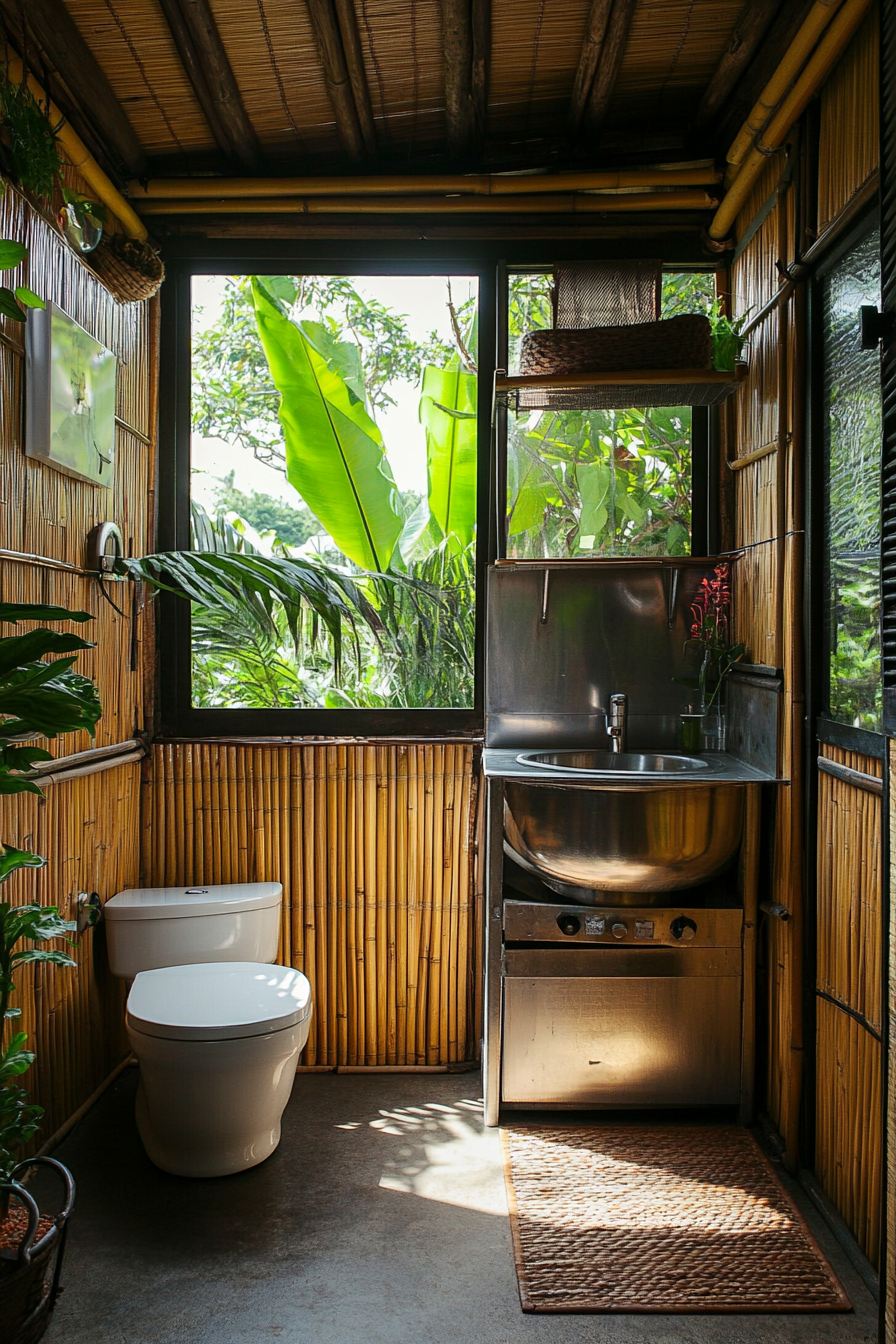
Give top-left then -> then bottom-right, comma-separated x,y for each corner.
701,701 -> 727,753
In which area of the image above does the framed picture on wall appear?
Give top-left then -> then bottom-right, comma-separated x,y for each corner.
25,302 -> 117,486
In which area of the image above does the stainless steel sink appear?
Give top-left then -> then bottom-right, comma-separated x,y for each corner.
517,749 -> 710,775
504,777 -> 744,905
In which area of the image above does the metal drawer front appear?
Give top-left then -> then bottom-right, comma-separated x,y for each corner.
502,970 -> 741,1106
504,946 -> 740,978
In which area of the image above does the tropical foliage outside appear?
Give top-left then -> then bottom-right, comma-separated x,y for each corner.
133,269 -> 716,711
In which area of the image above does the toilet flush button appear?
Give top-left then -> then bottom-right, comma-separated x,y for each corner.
611,922 -> 627,940
185,888 -> 209,894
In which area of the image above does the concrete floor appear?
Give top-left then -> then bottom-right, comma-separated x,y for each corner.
43,1068 -> 878,1344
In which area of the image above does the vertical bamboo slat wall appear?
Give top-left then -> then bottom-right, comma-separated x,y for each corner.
815,744 -> 883,1264
144,742 -> 484,1066
0,180 -> 155,1137
818,10 -> 880,231
729,13 -> 883,1265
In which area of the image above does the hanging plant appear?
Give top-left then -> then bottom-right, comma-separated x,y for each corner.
0,65 -> 64,202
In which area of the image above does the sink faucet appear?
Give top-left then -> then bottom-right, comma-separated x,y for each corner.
606,693 -> 627,754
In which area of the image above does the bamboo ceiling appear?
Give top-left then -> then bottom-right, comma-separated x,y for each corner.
46,0 -> 773,177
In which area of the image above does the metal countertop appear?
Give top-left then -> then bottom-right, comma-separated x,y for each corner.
482,748 -> 777,785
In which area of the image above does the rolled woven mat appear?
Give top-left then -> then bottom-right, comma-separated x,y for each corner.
519,313 -> 712,377
501,1124 -> 851,1314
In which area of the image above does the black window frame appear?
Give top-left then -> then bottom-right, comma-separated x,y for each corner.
156,236 -> 714,739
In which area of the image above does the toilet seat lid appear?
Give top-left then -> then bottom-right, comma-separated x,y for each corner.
126,962 -> 312,1041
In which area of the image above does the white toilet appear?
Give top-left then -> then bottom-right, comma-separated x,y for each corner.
105,882 -> 312,1179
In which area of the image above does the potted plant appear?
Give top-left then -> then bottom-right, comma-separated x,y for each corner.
0,601 -> 102,1344
0,68 -> 63,204
709,299 -> 751,372
678,563 -> 745,750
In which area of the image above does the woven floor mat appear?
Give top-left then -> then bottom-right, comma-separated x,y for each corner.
501,1124 -> 851,1314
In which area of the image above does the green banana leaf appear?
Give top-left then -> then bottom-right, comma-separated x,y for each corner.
418,364 -> 477,551
251,279 -> 402,572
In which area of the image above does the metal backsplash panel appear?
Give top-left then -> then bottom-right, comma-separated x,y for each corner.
725,670 -> 782,777
485,562 -> 710,748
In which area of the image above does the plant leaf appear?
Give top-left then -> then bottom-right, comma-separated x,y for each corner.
0,286 -> 24,322
251,278 -> 402,572
14,284 -> 43,309
0,240 -> 26,271
0,846 -> 45,883
0,603 -> 92,625
419,364 -> 478,552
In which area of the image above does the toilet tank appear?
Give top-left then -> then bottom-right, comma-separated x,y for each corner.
105,882 -> 282,979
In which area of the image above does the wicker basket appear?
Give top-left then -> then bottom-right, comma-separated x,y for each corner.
88,235 -> 165,304
519,313 -> 713,377
0,1160 -> 75,1344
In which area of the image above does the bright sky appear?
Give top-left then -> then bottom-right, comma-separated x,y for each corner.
191,273 -> 479,511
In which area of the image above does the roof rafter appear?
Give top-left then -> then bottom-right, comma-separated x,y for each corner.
694,0 -> 784,132
583,0 -> 638,134
569,0 -> 615,133
0,0 -> 147,177
305,0 -> 366,163
332,0 -> 377,158
156,0 -> 261,170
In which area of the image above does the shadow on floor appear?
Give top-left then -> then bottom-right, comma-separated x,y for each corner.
43,1070 -> 878,1344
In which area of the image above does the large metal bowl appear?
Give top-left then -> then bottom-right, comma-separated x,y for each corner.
504,780 -> 745,905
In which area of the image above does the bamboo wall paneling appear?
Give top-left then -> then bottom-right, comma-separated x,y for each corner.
818,8 -> 880,229
143,742 -> 483,1067
0,178 -> 156,1149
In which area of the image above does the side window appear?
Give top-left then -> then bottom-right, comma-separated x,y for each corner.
821,226 -> 882,731
503,270 -> 715,560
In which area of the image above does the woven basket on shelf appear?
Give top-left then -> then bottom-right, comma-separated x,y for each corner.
519,313 -> 713,377
88,235 -> 165,304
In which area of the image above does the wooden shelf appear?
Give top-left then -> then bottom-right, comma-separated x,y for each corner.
495,365 -> 748,410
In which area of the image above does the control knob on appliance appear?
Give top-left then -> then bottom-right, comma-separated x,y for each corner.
670,916 -> 697,942
611,921 -> 627,940
557,914 -> 581,937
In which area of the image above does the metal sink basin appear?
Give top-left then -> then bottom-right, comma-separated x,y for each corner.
504,777 -> 744,905
517,749 -> 709,775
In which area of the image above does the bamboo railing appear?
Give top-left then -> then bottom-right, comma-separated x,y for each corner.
144,742 -> 484,1067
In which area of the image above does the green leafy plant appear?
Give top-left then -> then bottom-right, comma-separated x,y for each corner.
0,67 -> 64,201
0,603 -> 101,1190
708,298 -> 752,372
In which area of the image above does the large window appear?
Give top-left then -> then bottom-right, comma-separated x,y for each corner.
503,270 -> 715,559
821,227 -> 882,732
189,273 -> 479,711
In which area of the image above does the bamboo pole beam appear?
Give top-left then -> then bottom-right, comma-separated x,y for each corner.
2,57 -> 147,240
728,440 -> 778,471
710,0 -> 874,240
127,167 -> 721,198
694,0 -> 784,133
0,0 -> 147,177
306,0 -> 366,163
442,0 -> 475,157
583,0 -> 638,133
726,0 -> 844,179
135,189 -> 718,217
157,0 -> 261,170
569,0 -> 615,132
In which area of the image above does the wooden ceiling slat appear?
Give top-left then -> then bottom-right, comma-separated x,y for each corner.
62,0 -> 214,155
570,0 -> 615,132
2,0 -> 147,176
305,0 -> 366,161
58,0 -> 771,172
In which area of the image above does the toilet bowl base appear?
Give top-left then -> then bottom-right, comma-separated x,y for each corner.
135,1082 -> 284,1178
